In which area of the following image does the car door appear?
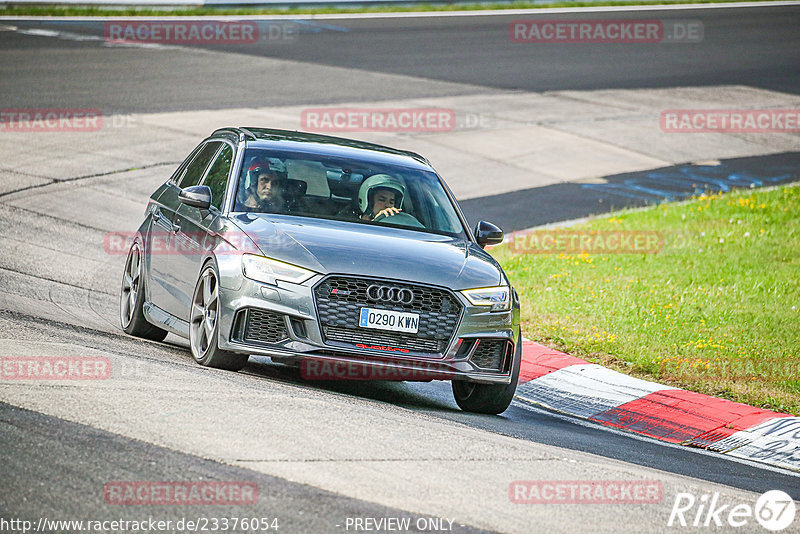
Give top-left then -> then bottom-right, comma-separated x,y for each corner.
149,141 -> 222,318
170,141 -> 235,322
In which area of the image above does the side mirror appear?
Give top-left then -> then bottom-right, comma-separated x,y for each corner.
474,221 -> 504,247
179,185 -> 212,210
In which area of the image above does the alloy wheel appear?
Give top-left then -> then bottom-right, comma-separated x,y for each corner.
120,244 -> 141,328
190,267 -> 219,361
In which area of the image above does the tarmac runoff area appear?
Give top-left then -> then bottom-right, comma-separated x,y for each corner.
0,84 -> 799,526
3,84 -> 800,203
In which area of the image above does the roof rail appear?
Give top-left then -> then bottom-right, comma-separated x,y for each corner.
210,127 -> 256,142
238,127 -> 257,141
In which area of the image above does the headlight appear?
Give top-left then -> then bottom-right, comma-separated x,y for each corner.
461,286 -> 511,312
242,254 -> 316,286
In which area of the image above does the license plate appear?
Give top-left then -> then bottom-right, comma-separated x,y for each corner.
358,308 -> 419,334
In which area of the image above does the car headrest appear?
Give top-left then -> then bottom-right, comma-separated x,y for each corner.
284,179 -> 307,197
326,170 -> 363,198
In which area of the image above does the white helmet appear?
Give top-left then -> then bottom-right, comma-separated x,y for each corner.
358,174 -> 405,215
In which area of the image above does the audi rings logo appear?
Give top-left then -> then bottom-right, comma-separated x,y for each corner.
366,285 -> 414,305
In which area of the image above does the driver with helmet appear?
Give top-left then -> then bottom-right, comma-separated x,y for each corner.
357,174 -> 405,221
352,174 -> 425,228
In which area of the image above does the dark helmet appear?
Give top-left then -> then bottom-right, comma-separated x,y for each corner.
246,157 -> 287,188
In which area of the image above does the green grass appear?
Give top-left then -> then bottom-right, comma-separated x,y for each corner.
0,0 -> 778,17
491,184 -> 800,415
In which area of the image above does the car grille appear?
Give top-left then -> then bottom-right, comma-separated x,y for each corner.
470,339 -> 510,371
314,276 -> 462,355
243,309 -> 289,344
323,326 -> 443,353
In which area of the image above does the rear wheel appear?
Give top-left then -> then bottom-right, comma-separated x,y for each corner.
452,333 -> 521,414
120,241 -> 168,342
189,263 -> 249,371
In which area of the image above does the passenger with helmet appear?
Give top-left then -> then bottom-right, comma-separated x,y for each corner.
238,158 -> 289,213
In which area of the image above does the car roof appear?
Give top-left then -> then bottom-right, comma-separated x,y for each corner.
211,127 -> 433,171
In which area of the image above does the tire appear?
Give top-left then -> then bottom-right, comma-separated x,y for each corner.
189,262 -> 249,372
120,241 -> 168,342
452,332 -> 521,415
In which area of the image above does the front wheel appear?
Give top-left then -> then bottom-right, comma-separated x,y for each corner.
189,263 -> 249,372
452,334 -> 521,414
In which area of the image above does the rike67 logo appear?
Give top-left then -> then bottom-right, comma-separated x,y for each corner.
668,490 -> 796,531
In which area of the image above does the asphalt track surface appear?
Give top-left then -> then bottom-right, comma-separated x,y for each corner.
2,309 -> 799,519
1,401 -> 491,534
460,151 -> 800,230
0,5 -> 798,113
1,5 -> 800,533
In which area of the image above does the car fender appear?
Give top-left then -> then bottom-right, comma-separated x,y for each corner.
206,218 -> 258,292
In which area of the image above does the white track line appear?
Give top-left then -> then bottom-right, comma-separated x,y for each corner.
0,1 -> 798,21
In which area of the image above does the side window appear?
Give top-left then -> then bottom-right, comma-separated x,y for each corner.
169,144 -> 202,184
203,144 -> 233,210
177,142 -> 222,189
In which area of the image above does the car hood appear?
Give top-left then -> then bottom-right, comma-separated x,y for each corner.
230,214 -> 503,290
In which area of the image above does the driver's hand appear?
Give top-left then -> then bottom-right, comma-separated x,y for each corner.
374,207 -> 402,219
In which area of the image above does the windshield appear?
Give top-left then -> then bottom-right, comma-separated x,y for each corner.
233,148 -> 466,238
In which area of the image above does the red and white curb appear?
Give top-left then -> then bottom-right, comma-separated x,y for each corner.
515,340 -> 800,472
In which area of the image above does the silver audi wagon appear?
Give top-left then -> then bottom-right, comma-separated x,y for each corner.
120,128 -> 521,413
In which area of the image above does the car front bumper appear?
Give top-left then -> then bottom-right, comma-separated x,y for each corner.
215,273 -> 520,384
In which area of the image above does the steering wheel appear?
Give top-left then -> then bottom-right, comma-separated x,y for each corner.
373,211 -> 425,228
